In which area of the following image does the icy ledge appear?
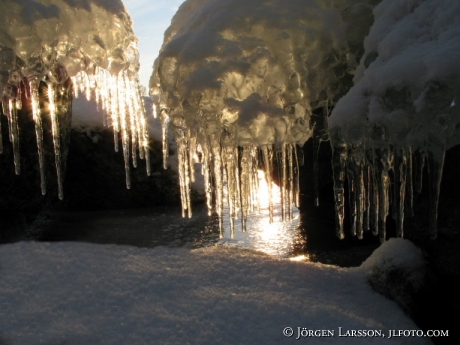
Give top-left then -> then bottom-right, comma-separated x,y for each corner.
150,0 -> 373,235
0,0 -> 150,198
152,0 -> 460,241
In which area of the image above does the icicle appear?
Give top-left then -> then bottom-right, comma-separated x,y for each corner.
287,143 -> 295,220
30,80 -> 46,195
414,149 -> 425,194
393,148 -> 407,237
84,73 -> 91,101
331,130 -> 347,239
354,155 -> 365,240
117,74 -> 131,189
371,164 -> 380,236
239,146 -> 252,232
141,109 -> 151,176
200,142 -> 213,216
177,136 -> 192,219
346,146 -> 366,239
312,135 -> 320,207
363,164 -> 371,232
250,146 -> 260,214
160,109 -> 170,169
126,76 -> 138,169
188,132 -> 197,183
277,143 -> 287,221
47,83 -> 63,199
262,145 -> 274,223
406,147 -> 414,217
427,148 -> 445,240
107,74 -> 120,153
311,106 -> 329,207
374,147 -> 392,243
222,129 -> 240,237
8,96 -> 21,175
347,160 -> 357,237
365,148 -> 380,236
293,145 -> 300,208
211,138 -> 224,237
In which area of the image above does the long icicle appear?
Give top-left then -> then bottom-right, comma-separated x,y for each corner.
47,83 -> 63,199
262,145 -> 274,223
427,147 -> 445,240
118,74 -> 131,189
331,131 -> 347,240
30,80 -> 46,195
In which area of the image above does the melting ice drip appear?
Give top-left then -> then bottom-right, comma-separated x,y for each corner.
0,0 -> 149,198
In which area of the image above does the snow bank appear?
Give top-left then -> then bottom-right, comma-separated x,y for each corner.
0,240 -> 431,345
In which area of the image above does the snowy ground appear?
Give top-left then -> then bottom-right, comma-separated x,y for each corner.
0,238 -> 435,345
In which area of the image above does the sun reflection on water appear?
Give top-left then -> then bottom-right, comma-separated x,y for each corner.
219,170 -> 305,258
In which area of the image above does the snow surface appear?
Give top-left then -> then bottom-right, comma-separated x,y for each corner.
0,238 -> 432,345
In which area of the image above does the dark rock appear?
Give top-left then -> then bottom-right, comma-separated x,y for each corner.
0,80 -> 182,243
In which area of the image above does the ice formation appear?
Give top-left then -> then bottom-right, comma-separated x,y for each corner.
152,0 -> 460,241
0,0 -> 150,198
149,0 -> 376,235
329,0 -> 460,241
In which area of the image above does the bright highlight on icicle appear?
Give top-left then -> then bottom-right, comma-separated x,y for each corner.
0,0 -> 149,197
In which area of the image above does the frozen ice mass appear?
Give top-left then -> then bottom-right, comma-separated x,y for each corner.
150,0 -> 460,241
0,0 -> 150,198
329,0 -> 460,241
1,0 -> 459,241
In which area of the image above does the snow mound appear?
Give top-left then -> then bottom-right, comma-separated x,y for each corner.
358,238 -> 429,318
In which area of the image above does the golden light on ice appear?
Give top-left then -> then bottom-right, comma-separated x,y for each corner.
257,169 -> 281,210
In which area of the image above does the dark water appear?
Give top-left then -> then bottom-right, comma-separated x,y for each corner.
35,201 -> 380,267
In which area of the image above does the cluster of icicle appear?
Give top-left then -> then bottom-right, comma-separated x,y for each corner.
0,62 -> 150,199
157,102 -> 302,237
0,65 -> 72,199
330,130 -> 444,242
328,0 -> 460,242
0,0 -> 150,198
72,68 -> 151,189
